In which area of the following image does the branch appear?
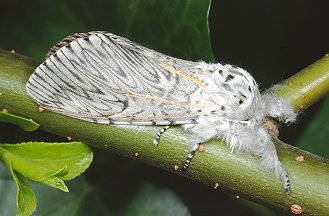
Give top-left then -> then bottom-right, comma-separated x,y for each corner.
0,49 -> 329,215
268,54 -> 329,112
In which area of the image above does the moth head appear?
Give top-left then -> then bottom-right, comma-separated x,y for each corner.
210,64 -> 259,93
207,64 -> 261,111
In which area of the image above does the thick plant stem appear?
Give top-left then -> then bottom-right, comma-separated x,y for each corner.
0,50 -> 329,215
269,54 -> 329,112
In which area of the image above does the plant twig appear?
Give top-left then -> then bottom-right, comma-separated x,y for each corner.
269,54 -> 329,112
0,49 -> 329,215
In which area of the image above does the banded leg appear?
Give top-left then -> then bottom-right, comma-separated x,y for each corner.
180,143 -> 201,172
153,126 -> 170,145
284,173 -> 291,193
277,163 -> 291,193
225,122 -> 293,193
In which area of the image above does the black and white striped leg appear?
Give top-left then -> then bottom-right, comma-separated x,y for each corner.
284,174 -> 292,194
153,126 -> 170,145
277,163 -> 292,193
180,143 -> 201,172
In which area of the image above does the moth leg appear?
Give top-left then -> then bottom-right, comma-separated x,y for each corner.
262,94 -> 297,124
224,122 -> 292,193
153,125 -> 170,145
261,139 -> 292,193
180,143 -> 201,172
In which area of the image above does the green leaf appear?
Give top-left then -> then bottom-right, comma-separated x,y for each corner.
0,163 -> 194,216
31,176 -> 110,216
120,182 -> 190,216
0,111 -> 39,132
296,96 -> 329,159
35,179 -> 190,216
39,166 -> 68,192
0,0 -> 213,62
7,163 -> 37,216
0,164 -> 17,215
105,0 -> 214,61
0,142 -> 93,191
0,163 -> 106,216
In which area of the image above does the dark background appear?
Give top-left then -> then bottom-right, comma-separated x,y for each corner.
0,0 -> 328,215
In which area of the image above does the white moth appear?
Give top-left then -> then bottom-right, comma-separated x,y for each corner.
26,31 -> 297,193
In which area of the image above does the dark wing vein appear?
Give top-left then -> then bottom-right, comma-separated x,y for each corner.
26,32 -> 211,125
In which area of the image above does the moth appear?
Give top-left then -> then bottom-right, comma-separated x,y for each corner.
26,31 -> 297,193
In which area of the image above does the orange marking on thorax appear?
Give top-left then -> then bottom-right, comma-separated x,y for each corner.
159,63 -> 206,88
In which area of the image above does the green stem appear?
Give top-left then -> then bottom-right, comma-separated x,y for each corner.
269,54 -> 329,112
0,49 -> 329,215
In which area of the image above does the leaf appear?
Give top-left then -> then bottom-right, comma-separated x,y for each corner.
296,96 -> 329,159
3,164 -> 193,216
9,165 -> 36,216
0,142 -> 93,191
31,176 -> 111,216
0,0 -> 213,62
0,163 -> 17,215
0,112 -> 39,132
39,166 -> 68,192
120,182 -> 191,216
1,162 -> 191,216
0,162 -> 37,216
34,179 -> 190,216
102,0 -> 214,61
0,163 -> 107,216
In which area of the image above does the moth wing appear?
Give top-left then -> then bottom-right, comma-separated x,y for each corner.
26,32 -> 211,125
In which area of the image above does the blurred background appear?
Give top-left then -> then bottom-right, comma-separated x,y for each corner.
0,0 -> 328,215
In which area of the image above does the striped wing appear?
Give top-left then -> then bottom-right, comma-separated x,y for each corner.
26,32 -> 211,125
